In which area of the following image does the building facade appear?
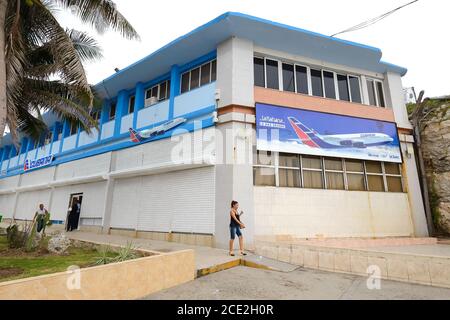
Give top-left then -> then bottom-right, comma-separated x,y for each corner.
0,13 -> 429,248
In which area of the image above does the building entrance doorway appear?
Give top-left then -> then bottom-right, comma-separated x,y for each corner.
66,193 -> 83,231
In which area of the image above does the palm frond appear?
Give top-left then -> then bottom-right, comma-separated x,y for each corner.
66,28 -> 103,62
53,0 -> 140,40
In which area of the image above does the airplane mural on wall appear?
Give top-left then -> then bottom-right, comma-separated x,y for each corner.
129,118 -> 187,143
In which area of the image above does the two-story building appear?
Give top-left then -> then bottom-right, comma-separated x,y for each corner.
0,12 -> 429,248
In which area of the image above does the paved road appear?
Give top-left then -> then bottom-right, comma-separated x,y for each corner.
146,266 -> 450,300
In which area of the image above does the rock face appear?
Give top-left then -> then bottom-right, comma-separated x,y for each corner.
420,100 -> 450,234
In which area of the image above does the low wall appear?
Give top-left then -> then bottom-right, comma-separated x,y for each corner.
0,249 -> 195,300
254,187 -> 415,239
255,241 -> 450,288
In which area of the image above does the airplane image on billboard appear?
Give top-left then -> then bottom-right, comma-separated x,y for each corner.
256,103 -> 402,163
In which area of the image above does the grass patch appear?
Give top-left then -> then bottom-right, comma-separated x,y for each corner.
0,236 -> 131,283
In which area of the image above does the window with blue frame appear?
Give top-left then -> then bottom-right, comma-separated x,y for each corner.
180,59 -> 216,94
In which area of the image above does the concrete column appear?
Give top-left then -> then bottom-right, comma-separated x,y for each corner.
101,152 -> 116,234
401,137 -> 429,237
216,37 -> 254,109
114,90 -> 128,137
168,65 -> 180,120
133,82 -> 145,129
385,72 -> 412,130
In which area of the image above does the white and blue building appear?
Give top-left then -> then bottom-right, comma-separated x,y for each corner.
0,13 -> 429,248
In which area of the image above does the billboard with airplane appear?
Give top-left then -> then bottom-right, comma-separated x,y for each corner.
256,103 -> 402,163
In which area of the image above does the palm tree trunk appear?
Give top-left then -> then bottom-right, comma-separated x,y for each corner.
0,0 -> 7,139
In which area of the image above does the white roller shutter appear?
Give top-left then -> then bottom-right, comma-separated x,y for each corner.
110,166 -> 215,234
0,194 -> 15,219
15,189 -> 51,220
110,177 -> 141,229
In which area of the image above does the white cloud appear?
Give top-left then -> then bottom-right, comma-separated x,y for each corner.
56,0 -> 450,97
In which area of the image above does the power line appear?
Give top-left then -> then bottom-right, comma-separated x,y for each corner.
330,0 -> 419,37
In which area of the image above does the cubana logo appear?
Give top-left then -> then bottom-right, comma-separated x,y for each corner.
24,155 -> 54,172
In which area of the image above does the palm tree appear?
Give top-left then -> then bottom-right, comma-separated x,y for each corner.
0,0 -> 139,145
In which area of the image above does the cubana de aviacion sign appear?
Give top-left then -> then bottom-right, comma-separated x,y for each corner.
24,155 -> 54,172
256,103 -> 402,163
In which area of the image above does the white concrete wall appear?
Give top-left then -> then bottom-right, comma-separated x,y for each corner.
217,37 -> 254,108
136,100 -> 169,129
254,187 -> 415,239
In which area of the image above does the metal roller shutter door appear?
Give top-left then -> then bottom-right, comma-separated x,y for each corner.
15,189 -> 51,220
110,177 -> 141,230
110,167 -> 215,234
0,194 -> 15,218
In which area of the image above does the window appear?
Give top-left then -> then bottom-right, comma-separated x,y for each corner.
190,67 -> 200,90
254,57 -> 265,87
211,60 -> 217,82
384,162 -> 403,192
337,74 -> 350,102
302,155 -> 324,189
345,159 -> 366,191
366,161 -> 385,192
70,123 -> 78,136
253,150 -> 276,187
279,153 -> 301,188
323,71 -> 336,99
376,81 -> 385,107
128,95 -> 135,114
145,80 -> 170,106
266,59 -> 279,90
180,60 -> 216,94
44,131 -> 53,145
310,69 -> 323,97
109,102 -> 116,120
324,158 -> 344,190
181,73 -> 190,94
367,79 -> 386,107
295,65 -> 309,94
282,63 -> 295,92
200,63 -> 211,86
349,76 -> 362,103
253,151 -> 403,193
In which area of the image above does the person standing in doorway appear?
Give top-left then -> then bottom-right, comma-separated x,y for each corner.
229,200 -> 247,256
67,199 -> 80,232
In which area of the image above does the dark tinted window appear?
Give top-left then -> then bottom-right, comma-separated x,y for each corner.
181,72 -> 190,94
310,69 -> 323,97
200,63 -> 211,86
109,102 -> 116,120
282,63 -> 295,92
349,76 -> 362,103
376,81 -> 385,107
159,82 -> 167,101
190,67 -> 200,90
337,74 -> 350,101
323,71 -> 336,99
266,59 -> 279,90
254,57 -> 265,87
129,96 -> 135,114
295,65 -> 308,94
211,60 -> 217,82
367,80 -> 376,106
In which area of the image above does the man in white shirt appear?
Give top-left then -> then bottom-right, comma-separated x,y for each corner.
34,204 -> 48,233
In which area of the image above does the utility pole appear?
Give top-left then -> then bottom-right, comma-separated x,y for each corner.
410,91 -> 434,236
